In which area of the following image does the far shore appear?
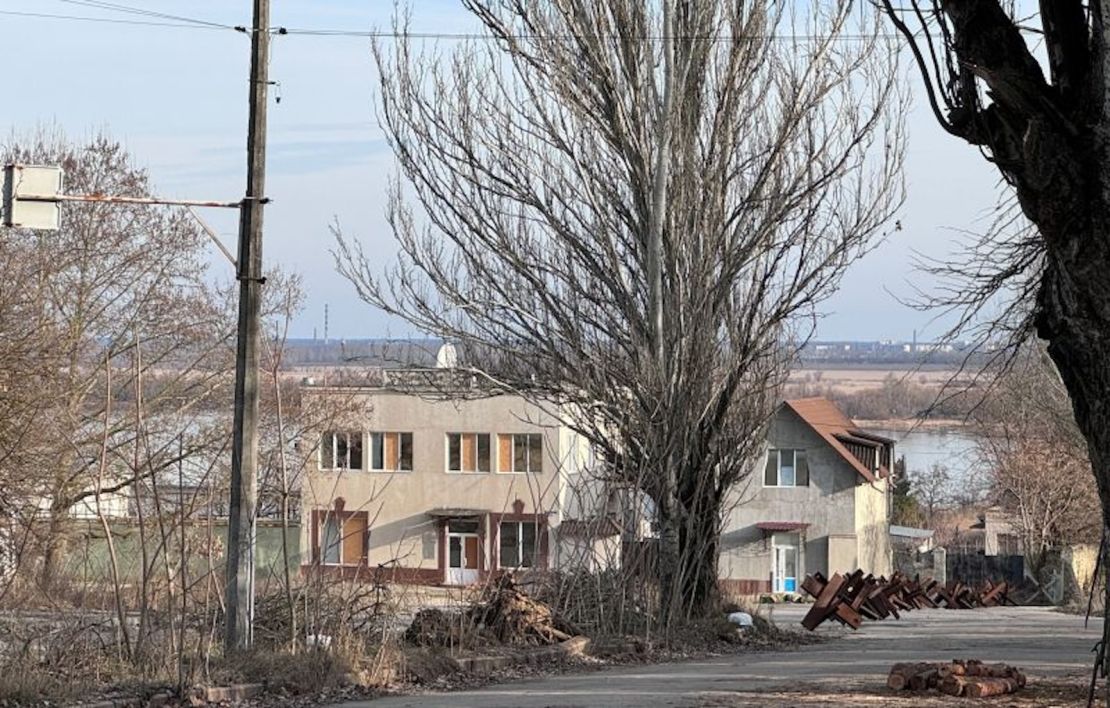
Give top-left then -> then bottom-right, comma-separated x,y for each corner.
853,417 -> 970,432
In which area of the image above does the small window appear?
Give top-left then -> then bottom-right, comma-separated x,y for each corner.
796,450 -> 809,486
498,433 -> 543,473
320,431 -> 364,471
317,511 -> 369,566
447,433 -> 492,473
499,520 -> 537,568
368,432 -> 414,472
764,449 -> 809,488
322,515 -> 340,564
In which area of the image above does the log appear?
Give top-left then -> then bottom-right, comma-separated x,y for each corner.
887,673 -> 909,690
909,669 -> 939,690
887,662 -> 939,691
965,677 -> 1018,698
939,675 -> 967,696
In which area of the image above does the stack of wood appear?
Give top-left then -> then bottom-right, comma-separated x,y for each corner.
404,576 -> 579,648
471,574 -> 579,645
887,660 -> 1026,698
799,572 -> 1018,631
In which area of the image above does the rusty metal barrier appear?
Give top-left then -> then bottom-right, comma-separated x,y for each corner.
799,571 -> 1017,631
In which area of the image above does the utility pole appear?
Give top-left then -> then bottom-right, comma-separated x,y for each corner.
647,0 -> 679,626
225,0 -> 270,652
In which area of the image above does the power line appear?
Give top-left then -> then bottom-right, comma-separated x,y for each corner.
0,8 -> 237,30
277,27 -> 906,42
5,7 -> 908,42
52,0 -> 236,29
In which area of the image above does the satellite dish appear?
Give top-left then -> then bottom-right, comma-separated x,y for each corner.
436,342 -> 458,369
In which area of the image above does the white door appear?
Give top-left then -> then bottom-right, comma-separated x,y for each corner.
447,533 -> 480,585
773,544 -> 798,593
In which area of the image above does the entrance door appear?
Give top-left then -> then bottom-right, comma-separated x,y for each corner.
773,544 -> 798,593
447,533 -> 480,585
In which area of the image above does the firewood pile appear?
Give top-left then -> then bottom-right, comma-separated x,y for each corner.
471,573 -> 580,645
800,571 -> 1017,631
405,575 -> 579,648
888,660 -> 1026,698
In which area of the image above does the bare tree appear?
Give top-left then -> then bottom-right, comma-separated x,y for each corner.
971,345 -> 1099,584
0,130 -> 234,588
335,1 -> 904,623
911,463 -> 952,529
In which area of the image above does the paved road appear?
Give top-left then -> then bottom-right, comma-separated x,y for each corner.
337,606 -> 1099,707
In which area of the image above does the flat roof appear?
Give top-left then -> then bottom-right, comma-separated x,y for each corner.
890,525 -> 935,538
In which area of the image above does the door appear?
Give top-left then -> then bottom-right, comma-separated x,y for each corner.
447,533 -> 480,585
774,544 -> 798,593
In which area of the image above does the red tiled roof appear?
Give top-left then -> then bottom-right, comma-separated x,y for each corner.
784,398 -> 889,483
755,521 -> 810,531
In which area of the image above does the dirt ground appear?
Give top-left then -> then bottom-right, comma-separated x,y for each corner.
698,678 -> 1095,707
335,605 -> 1102,708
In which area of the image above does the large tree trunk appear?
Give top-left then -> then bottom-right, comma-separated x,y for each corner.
677,495 -> 721,617
657,467 -> 723,626
882,0 -> 1110,689
1038,250 -> 1110,677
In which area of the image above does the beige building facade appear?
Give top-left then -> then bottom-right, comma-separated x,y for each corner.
300,384 -> 602,585
719,398 -> 893,595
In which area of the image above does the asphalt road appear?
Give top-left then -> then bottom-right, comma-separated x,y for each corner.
334,605 -> 1099,708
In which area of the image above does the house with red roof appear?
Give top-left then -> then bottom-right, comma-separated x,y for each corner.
719,397 -> 894,595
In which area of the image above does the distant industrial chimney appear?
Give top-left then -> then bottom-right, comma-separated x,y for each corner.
436,342 -> 458,369
324,303 -> 330,343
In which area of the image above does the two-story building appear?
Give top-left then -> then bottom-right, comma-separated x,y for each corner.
302,382 -> 893,593
299,376 -> 606,585
719,397 -> 894,595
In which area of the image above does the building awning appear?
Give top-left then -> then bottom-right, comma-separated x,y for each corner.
755,521 -> 810,532
889,525 -> 934,539
559,518 -> 622,538
427,508 -> 488,518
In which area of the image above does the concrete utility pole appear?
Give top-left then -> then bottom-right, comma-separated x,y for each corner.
226,0 -> 270,652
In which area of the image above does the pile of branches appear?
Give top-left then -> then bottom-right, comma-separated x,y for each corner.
405,575 -> 579,648
888,660 -> 1026,698
472,574 -> 579,645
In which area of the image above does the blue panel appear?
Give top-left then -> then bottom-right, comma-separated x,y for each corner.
784,577 -> 796,593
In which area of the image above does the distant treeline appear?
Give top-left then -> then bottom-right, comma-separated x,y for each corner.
785,373 -> 975,420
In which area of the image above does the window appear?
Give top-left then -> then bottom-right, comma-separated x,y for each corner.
499,520 -> 537,568
497,433 -> 543,473
369,432 -> 414,471
320,431 -> 363,470
317,511 -> 368,566
764,449 -> 809,487
322,515 -> 340,564
447,433 -> 491,473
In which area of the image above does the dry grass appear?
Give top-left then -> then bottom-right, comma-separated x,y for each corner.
209,648 -> 355,695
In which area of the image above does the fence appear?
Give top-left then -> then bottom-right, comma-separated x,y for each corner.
946,552 -> 1024,588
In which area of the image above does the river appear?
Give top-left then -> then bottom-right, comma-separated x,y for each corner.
869,424 -> 979,484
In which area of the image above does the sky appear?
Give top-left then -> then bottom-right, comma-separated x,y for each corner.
0,1 -> 1004,342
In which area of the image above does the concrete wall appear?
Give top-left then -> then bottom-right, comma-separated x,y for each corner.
719,405 -> 891,588
855,477 -> 892,576
827,534 -> 858,573
1064,544 -> 1099,604
54,519 -> 299,586
300,388 -> 583,579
